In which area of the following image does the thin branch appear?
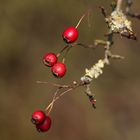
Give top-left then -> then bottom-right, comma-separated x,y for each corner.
116,0 -> 123,11
125,0 -> 140,20
75,14 -> 86,29
44,81 -> 86,113
99,6 -> 107,18
36,81 -> 71,88
126,12 -> 140,19
46,89 -> 60,114
76,43 -> 97,49
57,45 -> 69,57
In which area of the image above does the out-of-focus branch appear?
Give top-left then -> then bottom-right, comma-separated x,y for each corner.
125,0 -> 140,20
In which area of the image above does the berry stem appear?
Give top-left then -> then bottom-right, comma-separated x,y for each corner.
45,88 -> 73,113
45,81 -> 85,114
75,14 -> 86,29
46,89 -> 60,114
75,9 -> 92,29
62,58 -> 65,63
62,45 -> 72,63
57,45 -> 69,57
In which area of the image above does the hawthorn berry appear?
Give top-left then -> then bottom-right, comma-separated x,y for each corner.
52,62 -> 66,78
31,110 -> 46,125
62,26 -> 78,43
43,53 -> 57,67
36,116 -> 51,132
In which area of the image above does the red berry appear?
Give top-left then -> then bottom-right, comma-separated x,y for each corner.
62,26 -> 78,43
51,62 -> 66,78
43,53 -> 57,67
31,110 -> 46,125
36,116 -> 51,132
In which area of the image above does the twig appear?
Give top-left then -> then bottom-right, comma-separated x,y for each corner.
76,43 -> 97,49
36,81 -> 71,88
125,0 -> 140,20
46,89 -> 60,114
75,14 -> 86,29
99,6 -> 107,18
57,45 -> 69,57
116,0 -> 123,11
127,12 -> 140,19
44,81 -> 86,113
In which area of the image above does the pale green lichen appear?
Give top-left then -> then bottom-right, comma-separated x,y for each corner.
81,59 -> 105,82
107,10 -> 132,33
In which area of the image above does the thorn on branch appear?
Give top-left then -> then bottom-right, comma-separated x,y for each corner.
99,6 -> 107,18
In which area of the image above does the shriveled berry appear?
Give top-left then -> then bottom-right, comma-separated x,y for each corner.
36,116 -> 51,132
43,53 -> 57,67
51,62 -> 66,78
62,26 -> 78,43
31,110 -> 46,125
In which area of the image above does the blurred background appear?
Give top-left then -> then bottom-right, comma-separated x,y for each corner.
0,0 -> 140,140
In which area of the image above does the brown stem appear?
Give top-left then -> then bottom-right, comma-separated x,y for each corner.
44,81 -> 86,113
76,43 -> 97,49
75,14 -> 86,29
47,89 -> 59,115
99,6 -> 107,18
57,45 -> 69,57
36,81 -> 71,88
116,0 -> 123,11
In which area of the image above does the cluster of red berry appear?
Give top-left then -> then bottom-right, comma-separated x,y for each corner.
42,26 -> 78,78
31,24 -> 80,132
31,110 -> 51,132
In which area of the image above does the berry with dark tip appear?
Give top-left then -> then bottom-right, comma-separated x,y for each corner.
43,53 -> 57,67
36,116 -> 51,132
51,62 -> 66,78
62,26 -> 78,43
31,110 -> 46,125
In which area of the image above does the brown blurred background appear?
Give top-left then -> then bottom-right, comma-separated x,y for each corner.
0,0 -> 140,140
